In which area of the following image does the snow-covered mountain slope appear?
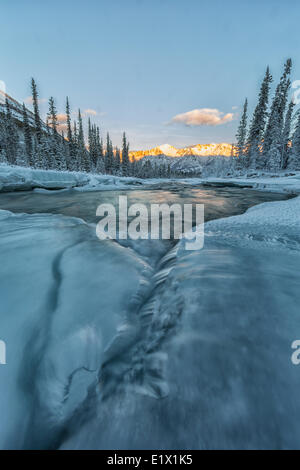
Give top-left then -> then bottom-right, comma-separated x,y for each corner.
156,144 -> 178,157
130,142 -> 235,160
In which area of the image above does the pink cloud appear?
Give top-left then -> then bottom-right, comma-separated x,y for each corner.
83,108 -> 97,116
24,96 -> 47,105
170,108 -> 234,126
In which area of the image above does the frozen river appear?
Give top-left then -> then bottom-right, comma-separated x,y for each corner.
0,183 -> 289,225
0,183 -> 300,449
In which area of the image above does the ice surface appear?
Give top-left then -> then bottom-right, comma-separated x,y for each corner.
0,171 -> 300,449
0,210 -> 152,449
60,196 -> 300,450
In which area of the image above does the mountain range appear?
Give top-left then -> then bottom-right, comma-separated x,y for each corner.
129,143 -> 235,161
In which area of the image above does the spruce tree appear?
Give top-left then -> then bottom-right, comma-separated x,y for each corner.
65,97 -> 75,171
88,118 -> 92,156
246,66 -> 273,169
48,96 -> 58,136
22,103 -> 33,165
288,110 -> 300,170
32,135 -> 46,169
122,132 -> 129,176
4,98 -> 19,165
57,132 -> 67,171
88,120 -> 98,170
235,98 -> 248,168
96,127 -> 103,159
263,59 -> 292,171
0,107 -> 6,163
40,134 -> 52,170
66,97 -> 72,143
31,78 -> 42,143
47,97 -> 62,170
105,132 -> 113,173
95,128 -> 104,173
77,109 -> 90,172
115,147 -> 121,172
73,121 -> 78,146
281,100 -> 295,169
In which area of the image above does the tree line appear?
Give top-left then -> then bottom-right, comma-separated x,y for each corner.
0,78 -> 137,175
2,64 -> 299,179
235,59 -> 300,172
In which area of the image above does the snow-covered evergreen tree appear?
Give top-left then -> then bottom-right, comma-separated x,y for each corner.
263,59 -> 292,171
73,121 -> 78,147
88,120 -> 99,170
121,132 -> 129,176
66,97 -> 72,144
281,100 -> 295,169
235,98 -> 248,168
47,97 -> 66,170
58,133 -> 67,171
32,135 -> 47,169
65,97 -> 76,171
0,107 -> 6,163
48,96 -> 58,136
31,78 -> 42,143
246,66 -> 273,169
104,133 -> 113,173
77,109 -> 90,172
115,147 -> 121,173
22,103 -> 33,165
4,98 -> 19,165
129,155 -> 137,176
288,110 -> 300,170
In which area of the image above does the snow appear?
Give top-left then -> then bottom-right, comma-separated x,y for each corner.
0,163 -> 88,191
1,162 -> 300,195
157,144 -> 178,157
200,172 -> 300,195
204,194 -> 300,250
0,163 -> 145,193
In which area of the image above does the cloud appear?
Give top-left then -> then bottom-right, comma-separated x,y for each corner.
70,109 -> 106,119
24,96 -> 47,105
83,108 -> 97,116
170,108 -> 234,126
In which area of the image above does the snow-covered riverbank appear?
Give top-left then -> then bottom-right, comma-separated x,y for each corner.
0,163 -> 145,192
200,173 -> 300,195
1,162 -> 300,194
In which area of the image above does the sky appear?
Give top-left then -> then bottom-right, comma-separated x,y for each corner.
1,0 -> 300,150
